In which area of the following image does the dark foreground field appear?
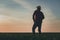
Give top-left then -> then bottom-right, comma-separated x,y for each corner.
0,33 -> 60,40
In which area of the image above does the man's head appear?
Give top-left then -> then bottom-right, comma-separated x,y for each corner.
36,6 -> 41,11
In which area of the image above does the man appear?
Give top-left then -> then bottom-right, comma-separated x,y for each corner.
32,6 -> 45,34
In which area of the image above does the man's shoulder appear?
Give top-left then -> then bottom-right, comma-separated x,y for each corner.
40,11 -> 43,13
34,10 -> 37,12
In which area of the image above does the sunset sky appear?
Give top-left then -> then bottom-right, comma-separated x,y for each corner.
0,0 -> 60,33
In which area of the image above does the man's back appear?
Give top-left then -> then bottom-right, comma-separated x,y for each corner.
33,10 -> 44,22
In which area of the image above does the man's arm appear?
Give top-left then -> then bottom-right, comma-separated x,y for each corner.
42,12 -> 45,19
33,11 -> 36,21
41,12 -> 45,20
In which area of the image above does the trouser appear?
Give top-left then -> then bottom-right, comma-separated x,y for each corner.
32,21 -> 42,34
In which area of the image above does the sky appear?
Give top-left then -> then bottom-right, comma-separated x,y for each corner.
0,0 -> 60,33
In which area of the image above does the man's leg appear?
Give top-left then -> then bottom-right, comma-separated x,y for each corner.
38,23 -> 42,34
32,22 -> 37,34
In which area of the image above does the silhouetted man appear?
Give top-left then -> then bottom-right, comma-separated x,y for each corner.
32,6 -> 45,34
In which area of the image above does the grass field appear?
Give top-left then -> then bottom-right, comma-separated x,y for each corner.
0,33 -> 60,40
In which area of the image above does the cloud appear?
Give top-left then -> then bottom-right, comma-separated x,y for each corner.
0,0 -> 21,9
0,15 -> 32,32
13,0 -> 34,11
0,0 -> 34,20
0,0 -> 60,32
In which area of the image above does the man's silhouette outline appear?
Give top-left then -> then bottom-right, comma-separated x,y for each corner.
32,6 -> 45,34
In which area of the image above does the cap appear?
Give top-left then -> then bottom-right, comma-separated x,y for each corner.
36,6 -> 41,8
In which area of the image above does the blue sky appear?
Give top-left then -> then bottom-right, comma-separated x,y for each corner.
0,0 -> 60,32
0,0 -> 60,19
